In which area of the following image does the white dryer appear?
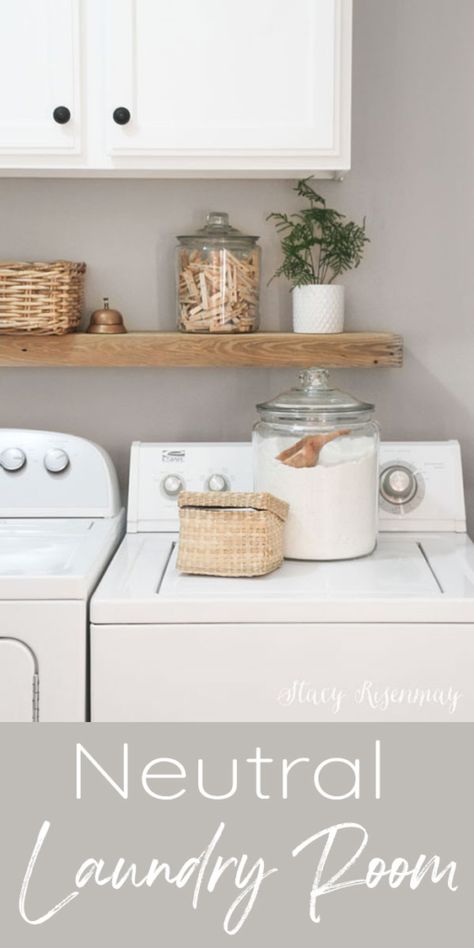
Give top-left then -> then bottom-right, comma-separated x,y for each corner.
0,430 -> 124,721
91,441 -> 474,722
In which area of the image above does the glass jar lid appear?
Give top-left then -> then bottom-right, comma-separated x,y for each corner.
256,368 -> 375,423
177,211 -> 259,246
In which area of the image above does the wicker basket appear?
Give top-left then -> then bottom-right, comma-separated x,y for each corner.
0,260 -> 86,334
177,491 -> 289,577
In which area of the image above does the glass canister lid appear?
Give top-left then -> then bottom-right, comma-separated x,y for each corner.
177,211 -> 259,245
256,368 -> 375,423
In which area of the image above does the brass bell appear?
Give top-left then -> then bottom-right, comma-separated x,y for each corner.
87,297 -> 127,334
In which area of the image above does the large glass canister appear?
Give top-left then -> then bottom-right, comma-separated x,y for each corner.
176,212 -> 261,332
253,368 -> 379,560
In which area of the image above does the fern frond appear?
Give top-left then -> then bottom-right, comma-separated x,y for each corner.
268,180 -> 369,288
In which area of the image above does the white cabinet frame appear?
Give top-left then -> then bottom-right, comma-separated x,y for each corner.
0,0 -> 352,177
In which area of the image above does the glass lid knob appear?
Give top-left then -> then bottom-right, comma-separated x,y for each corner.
206,212 -> 229,228
299,367 -> 330,390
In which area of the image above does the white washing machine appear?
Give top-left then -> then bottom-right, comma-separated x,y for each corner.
0,430 -> 124,722
90,440 -> 474,722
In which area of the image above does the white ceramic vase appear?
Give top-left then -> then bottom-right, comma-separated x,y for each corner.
292,284 -> 345,333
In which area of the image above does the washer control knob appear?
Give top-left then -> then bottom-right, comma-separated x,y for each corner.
162,474 -> 185,497
44,448 -> 70,474
206,473 -> 229,492
0,447 -> 26,471
380,465 -> 417,505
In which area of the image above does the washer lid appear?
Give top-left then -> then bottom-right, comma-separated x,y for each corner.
89,532 -> 474,627
0,515 -> 123,599
160,538 -> 440,600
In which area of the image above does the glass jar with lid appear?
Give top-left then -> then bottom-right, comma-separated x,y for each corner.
253,368 -> 379,560
176,212 -> 260,333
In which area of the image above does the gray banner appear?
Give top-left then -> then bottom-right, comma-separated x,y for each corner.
0,724 -> 471,945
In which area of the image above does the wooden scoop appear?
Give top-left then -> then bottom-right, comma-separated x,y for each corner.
276,429 -> 351,468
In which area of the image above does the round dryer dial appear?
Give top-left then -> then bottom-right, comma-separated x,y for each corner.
0,447 -> 26,471
162,474 -> 185,497
379,461 -> 424,512
44,448 -> 70,473
206,473 -> 229,492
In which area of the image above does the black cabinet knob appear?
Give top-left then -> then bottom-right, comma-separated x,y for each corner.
113,107 -> 131,125
53,106 -> 71,125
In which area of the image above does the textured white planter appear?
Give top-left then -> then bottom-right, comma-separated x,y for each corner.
292,284 -> 345,333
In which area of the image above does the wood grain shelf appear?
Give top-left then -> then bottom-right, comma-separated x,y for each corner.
0,331 -> 403,368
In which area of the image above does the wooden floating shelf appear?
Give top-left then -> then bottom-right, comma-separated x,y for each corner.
0,331 -> 403,368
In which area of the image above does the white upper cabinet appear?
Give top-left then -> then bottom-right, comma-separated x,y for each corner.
0,0 -> 82,162
0,0 -> 352,176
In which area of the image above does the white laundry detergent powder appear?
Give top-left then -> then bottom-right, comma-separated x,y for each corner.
255,435 -> 378,560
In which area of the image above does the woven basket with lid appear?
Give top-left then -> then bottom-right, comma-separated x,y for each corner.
177,491 -> 289,577
0,260 -> 86,334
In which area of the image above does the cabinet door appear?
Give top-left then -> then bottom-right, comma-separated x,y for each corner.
105,0 -> 351,174
0,0 -> 81,158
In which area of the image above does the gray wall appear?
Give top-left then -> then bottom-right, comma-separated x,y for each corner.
1,0 -> 473,524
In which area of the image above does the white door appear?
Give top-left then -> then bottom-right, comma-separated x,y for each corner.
91,623 -> 474,722
105,0 -> 351,174
0,0 -> 82,159
0,639 -> 38,722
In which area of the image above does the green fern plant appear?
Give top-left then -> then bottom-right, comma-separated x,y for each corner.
268,178 -> 369,287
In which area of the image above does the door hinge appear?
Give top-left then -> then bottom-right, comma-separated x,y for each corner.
32,674 -> 40,723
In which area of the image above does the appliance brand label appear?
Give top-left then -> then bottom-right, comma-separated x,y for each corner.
162,449 -> 186,463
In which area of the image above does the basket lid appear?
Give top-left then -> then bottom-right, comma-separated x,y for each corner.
178,491 -> 288,522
